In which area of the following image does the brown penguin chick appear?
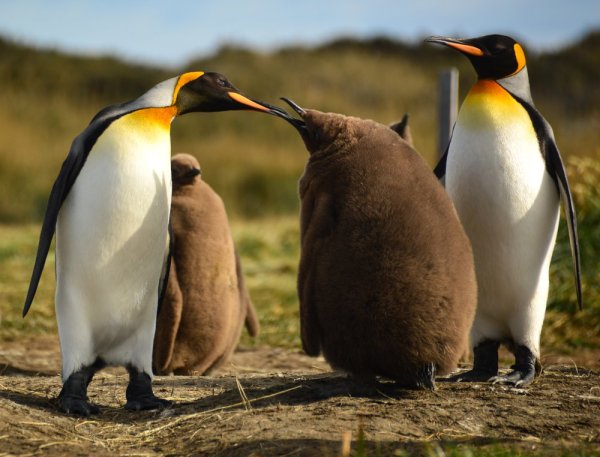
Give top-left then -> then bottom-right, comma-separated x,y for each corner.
273,100 -> 476,388
153,153 -> 259,375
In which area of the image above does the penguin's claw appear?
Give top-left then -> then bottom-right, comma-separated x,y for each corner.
125,366 -> 172,412
447,369 -> 497,383
489,368 -> 535,387
58,364 -> 102,416
446,339 -> 499,382
124,396 -> 171,411
489,344 -> 537,387
58,395 -> 100,416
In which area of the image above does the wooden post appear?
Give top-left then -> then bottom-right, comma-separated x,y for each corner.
438,68 -> 459,159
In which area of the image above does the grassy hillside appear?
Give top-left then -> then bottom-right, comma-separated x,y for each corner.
1,32 -> 599,222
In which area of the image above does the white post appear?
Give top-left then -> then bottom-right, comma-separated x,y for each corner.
438,68 -> 459,159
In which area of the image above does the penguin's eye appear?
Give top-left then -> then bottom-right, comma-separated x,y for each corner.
217,78 -> 228,87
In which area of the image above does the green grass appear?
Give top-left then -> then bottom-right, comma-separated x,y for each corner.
2,196 -> 599,357
233,216 -> 301,348
544,156 -> 600,352
0,224 -> 56,341
1,159 -> 598,353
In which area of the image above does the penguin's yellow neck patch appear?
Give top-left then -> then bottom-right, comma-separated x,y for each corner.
129,106 -> 178,129
113,106 -> 177,139
468,80 -> 511,99
460,80 -> 524,128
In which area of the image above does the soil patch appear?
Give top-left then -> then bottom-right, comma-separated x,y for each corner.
0,336 -> 599,456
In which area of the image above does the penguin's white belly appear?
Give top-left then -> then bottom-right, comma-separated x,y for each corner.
446,88 -> 559,344
55,115 -> 172,372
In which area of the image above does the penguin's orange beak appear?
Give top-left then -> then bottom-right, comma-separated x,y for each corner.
227,92 -> 292,118
425,36 -> 484,56
228,92 -> 271,112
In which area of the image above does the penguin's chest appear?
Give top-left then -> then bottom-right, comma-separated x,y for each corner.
58,108 -> 175,295
446,80 -> 546,229
82,109 -> 174,229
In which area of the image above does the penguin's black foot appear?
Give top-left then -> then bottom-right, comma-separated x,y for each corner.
447,369 -> 496,383
491,344 -> 537,388
449,339 -> 499,383
124,395 -> 171,411
58,365 -> 101,416
125,365 -> 171,411
490,369 -> 535,387
58,395 -> 100,416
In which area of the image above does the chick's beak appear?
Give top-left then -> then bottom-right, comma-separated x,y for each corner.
185,167 -> 201,179
273,97 -> 308,137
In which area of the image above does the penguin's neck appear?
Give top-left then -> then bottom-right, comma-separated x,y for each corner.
459,80 -> 523,128
496,66 -> 534,106
126,106 -> 178,132
92,106 -> 177,166
111,106 -> 178,144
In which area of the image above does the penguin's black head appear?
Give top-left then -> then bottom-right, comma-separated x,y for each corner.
426,34 -> 527,80
174,71 -> 290,117
171,153 -> 202,188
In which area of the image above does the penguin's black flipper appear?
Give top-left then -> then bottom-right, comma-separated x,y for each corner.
545,136 -> 583,311
157,222 -> 174,315
514,96 -> 583,311
22,116 -> 116,317
433,143 -> 449,181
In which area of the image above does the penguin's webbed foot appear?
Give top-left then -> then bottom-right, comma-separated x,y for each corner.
59,395 -> 100,416
125,366 -> 171,411
490,368 -> 535,387
58,366 -> 101,416
490,344 -> 537,388
448,339 -> 499,383
447,369 -> 496,383
124,395 -> 171,411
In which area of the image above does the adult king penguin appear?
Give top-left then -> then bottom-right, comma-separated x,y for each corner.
23,72 -> 284,415
426,34 -> 582,386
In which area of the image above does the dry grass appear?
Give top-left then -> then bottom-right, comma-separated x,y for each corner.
3,35 -> 598,223
0,345 -> 598,456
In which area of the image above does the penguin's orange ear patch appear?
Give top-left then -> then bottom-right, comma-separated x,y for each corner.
513,43 -> 527,74
172,72 -> 205,104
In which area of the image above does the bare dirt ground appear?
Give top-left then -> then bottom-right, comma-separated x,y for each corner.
0,336 -> 599,456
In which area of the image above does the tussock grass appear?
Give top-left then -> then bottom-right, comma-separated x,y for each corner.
2,32 -> 599,222
544,157 -> 600,352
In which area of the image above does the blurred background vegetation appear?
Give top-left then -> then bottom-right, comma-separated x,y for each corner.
0,32 -> 598,359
